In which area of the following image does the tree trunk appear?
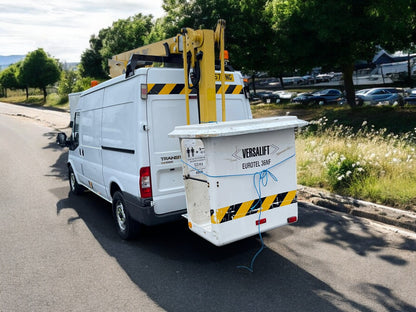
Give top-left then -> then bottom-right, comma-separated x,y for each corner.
342,63 -> 356,108
25,87 -> 29,100
407,52 -> 412,87
42,87 -> 47,103
251,73 -> 257,94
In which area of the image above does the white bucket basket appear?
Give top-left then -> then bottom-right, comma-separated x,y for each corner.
169,116 -> 308,246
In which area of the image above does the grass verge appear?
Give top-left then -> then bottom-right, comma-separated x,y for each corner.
252,103 -> 416,211
0,94 -> 69,110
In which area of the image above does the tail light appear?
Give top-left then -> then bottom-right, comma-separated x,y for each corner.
140,167 -> 152,198
287,216 -> 298,224
141,84 -> 147,100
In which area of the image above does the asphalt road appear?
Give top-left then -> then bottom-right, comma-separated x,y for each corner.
0,102 -> 415,312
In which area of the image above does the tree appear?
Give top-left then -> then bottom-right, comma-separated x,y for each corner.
0,63 -> 20,97
80,14 -> 154,78
101,14 -> 153,58
160,0 -> 275,88
160,0 -> 198,38
0,61 -> 27,97
19,49 -> 61,102
79,45 -> 107,79
72,77 -> 97,92
58,69 -> 79,99
146,18 -> 168,44
267,0 -> 414,107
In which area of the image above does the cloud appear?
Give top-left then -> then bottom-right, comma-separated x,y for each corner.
0,0 -> 164,62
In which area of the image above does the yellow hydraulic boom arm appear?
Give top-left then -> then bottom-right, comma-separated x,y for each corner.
108,20 -> 227,124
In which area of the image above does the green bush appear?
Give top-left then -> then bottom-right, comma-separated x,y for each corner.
45,93 -> 68,107
325,153 -> 366,191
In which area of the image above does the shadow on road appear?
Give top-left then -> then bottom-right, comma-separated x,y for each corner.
49,142 -> 415,312
43,131 -> 69,179
55,192 -> 355,312
295,204 -> 415,265
52,190 -> 416,312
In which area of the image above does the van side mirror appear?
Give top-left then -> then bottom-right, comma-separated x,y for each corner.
56,132 -> 68,147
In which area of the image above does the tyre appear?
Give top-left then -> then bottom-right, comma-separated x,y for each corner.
398,97 -> 404,106
68,165 -> 84,195
312,99 -> 322,106
112,191 -> 139,240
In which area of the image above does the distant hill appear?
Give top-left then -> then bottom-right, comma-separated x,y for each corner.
0,55 -> 25,70
0,55 -> 79,71
62,62 -> 80,71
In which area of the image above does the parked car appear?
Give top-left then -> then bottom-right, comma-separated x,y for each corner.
282,76 -> 304,86
315,74 -> 332,83
302,75 -> 314,84
292,89 -> 344,105
272,90 -> 297,101
256,91 -> 280,104
355,88 -> 402,106
403,88 -> 416,104
249,91 -> 280,104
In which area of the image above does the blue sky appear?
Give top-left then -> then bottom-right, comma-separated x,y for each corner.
0,0 -> 164,62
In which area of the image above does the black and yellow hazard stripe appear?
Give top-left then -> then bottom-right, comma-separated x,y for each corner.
147,83 -> 243,95
215,84 -> 243,95
210,190 -> 297,224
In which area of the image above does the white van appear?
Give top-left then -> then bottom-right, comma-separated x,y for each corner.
57,67 -> 251,239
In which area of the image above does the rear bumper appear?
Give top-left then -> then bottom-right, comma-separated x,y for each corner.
124,192 -> 186,226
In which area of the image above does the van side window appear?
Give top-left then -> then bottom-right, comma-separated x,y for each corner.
70,112 -> 80,150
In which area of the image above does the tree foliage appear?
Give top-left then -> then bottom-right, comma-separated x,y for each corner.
80,14 -> 154,78
0,63 -> 22,96
79,45 -> 107,79
58,69 -> 79,97
161,0 -> 275,76
19,48 -> 61,102
266,0 -> 415,106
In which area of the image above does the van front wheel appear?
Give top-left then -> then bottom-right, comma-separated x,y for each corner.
68,166 -> 84,195
112,191 -> 139,240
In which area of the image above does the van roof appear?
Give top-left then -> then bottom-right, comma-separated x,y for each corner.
80,68 -> 148,97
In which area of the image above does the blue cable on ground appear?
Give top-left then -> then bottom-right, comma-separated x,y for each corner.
236,168 -> 278,272
181,153 -> 295,272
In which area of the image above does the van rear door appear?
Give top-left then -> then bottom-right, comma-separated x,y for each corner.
146,68 -> 199,215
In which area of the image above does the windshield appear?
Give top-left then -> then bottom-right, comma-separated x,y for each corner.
313,90 -> 330,95
356,89 -> 369,95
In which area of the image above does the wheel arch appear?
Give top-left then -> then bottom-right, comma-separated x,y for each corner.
67,160 -> 80,183
109,181 -> 122,198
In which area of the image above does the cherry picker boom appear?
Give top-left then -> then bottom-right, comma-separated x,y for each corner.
108,19 -> 228,124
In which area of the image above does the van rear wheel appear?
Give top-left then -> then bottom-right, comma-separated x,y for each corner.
112,191 -> 139,240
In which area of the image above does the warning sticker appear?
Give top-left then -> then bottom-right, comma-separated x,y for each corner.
182,139 -> 206,176
215,73 -> 234,82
